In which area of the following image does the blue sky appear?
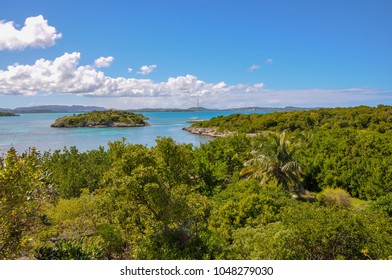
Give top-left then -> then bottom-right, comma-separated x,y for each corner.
0,0 -> 391,109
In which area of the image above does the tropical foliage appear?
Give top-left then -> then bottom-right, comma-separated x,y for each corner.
0,105 -> 391,260
192,105 -> 391,133
240,132 -> 304,192
0,148 -> 54,259
51,110 -> 149,127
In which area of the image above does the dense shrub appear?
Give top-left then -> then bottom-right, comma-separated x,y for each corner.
316,188 -> 352,208
2,105 -> 391,259
229,204 -> 392,260
192,105 -> 392,134
371,193 -> 392,216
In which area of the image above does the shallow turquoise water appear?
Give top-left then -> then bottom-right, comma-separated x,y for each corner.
0,110 -> 265,153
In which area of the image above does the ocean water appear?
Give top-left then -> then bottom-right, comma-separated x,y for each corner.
0,110 -> 265,153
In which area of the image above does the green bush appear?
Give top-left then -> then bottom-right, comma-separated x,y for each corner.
229,204 -> 392,260
316,188 -> 352,208
35,239 -> 104,260
371,193 -> 392,216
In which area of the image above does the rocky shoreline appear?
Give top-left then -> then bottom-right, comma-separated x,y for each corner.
182,127 -> 235,137
182,126 -> 260,138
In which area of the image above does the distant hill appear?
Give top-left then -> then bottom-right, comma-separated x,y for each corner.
12,105 -> 107,113
0,108 -> 13,112
131,108 -> 194,112
224,106 -> 319,112
131,106 -> 316,112
187,107 -> 209,111
1,105 -> 317,113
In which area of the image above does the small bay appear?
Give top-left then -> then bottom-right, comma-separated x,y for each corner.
0,110 -> 267,153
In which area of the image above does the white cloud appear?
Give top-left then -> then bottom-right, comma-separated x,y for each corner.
138,64 -> 157,75
128,68 -> 133,73
0,52 -> 263,98
94,56 -> 114,68
90,87 -> 391,109
0,52 -> 389,109
0,15 -> 62,51
248,64 -> 260,72
266,58 -> 273,65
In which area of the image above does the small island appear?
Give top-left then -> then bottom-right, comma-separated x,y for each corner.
0,112 -> 19,117
51,110 -> 149,128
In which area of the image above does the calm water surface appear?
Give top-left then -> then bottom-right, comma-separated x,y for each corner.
0,110 -> 265,153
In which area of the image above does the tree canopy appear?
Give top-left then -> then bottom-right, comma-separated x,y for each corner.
191,105 -> 391,134
51,110 -> 149,127
1,105 -> 391,260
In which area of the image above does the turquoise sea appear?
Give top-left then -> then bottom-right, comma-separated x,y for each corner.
0,110 -> 266,153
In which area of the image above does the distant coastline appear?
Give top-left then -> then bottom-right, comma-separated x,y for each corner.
0,105 -> 106,114
0,104 -> 319,114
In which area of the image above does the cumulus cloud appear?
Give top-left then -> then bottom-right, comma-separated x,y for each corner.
89,87 -> 391,109
128,68 -> 133,73
0,52 -> 263,98
94,56 -> 114,68
0,15 -> 62,51
138,64 -> 157,75
248,64 -> 260,72
0,52 -> 389,108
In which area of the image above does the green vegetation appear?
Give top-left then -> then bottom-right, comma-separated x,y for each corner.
191,105 -> 391,133
0,112 -> 19,116
1,105 -> 391,260
240,132 -> 304,193
51,110 -> 149,127
316,188 -> 352,208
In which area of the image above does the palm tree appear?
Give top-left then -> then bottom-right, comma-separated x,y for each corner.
240,131 -> 304,193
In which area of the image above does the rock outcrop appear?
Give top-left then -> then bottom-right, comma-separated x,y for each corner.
182,127 -> 234,137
